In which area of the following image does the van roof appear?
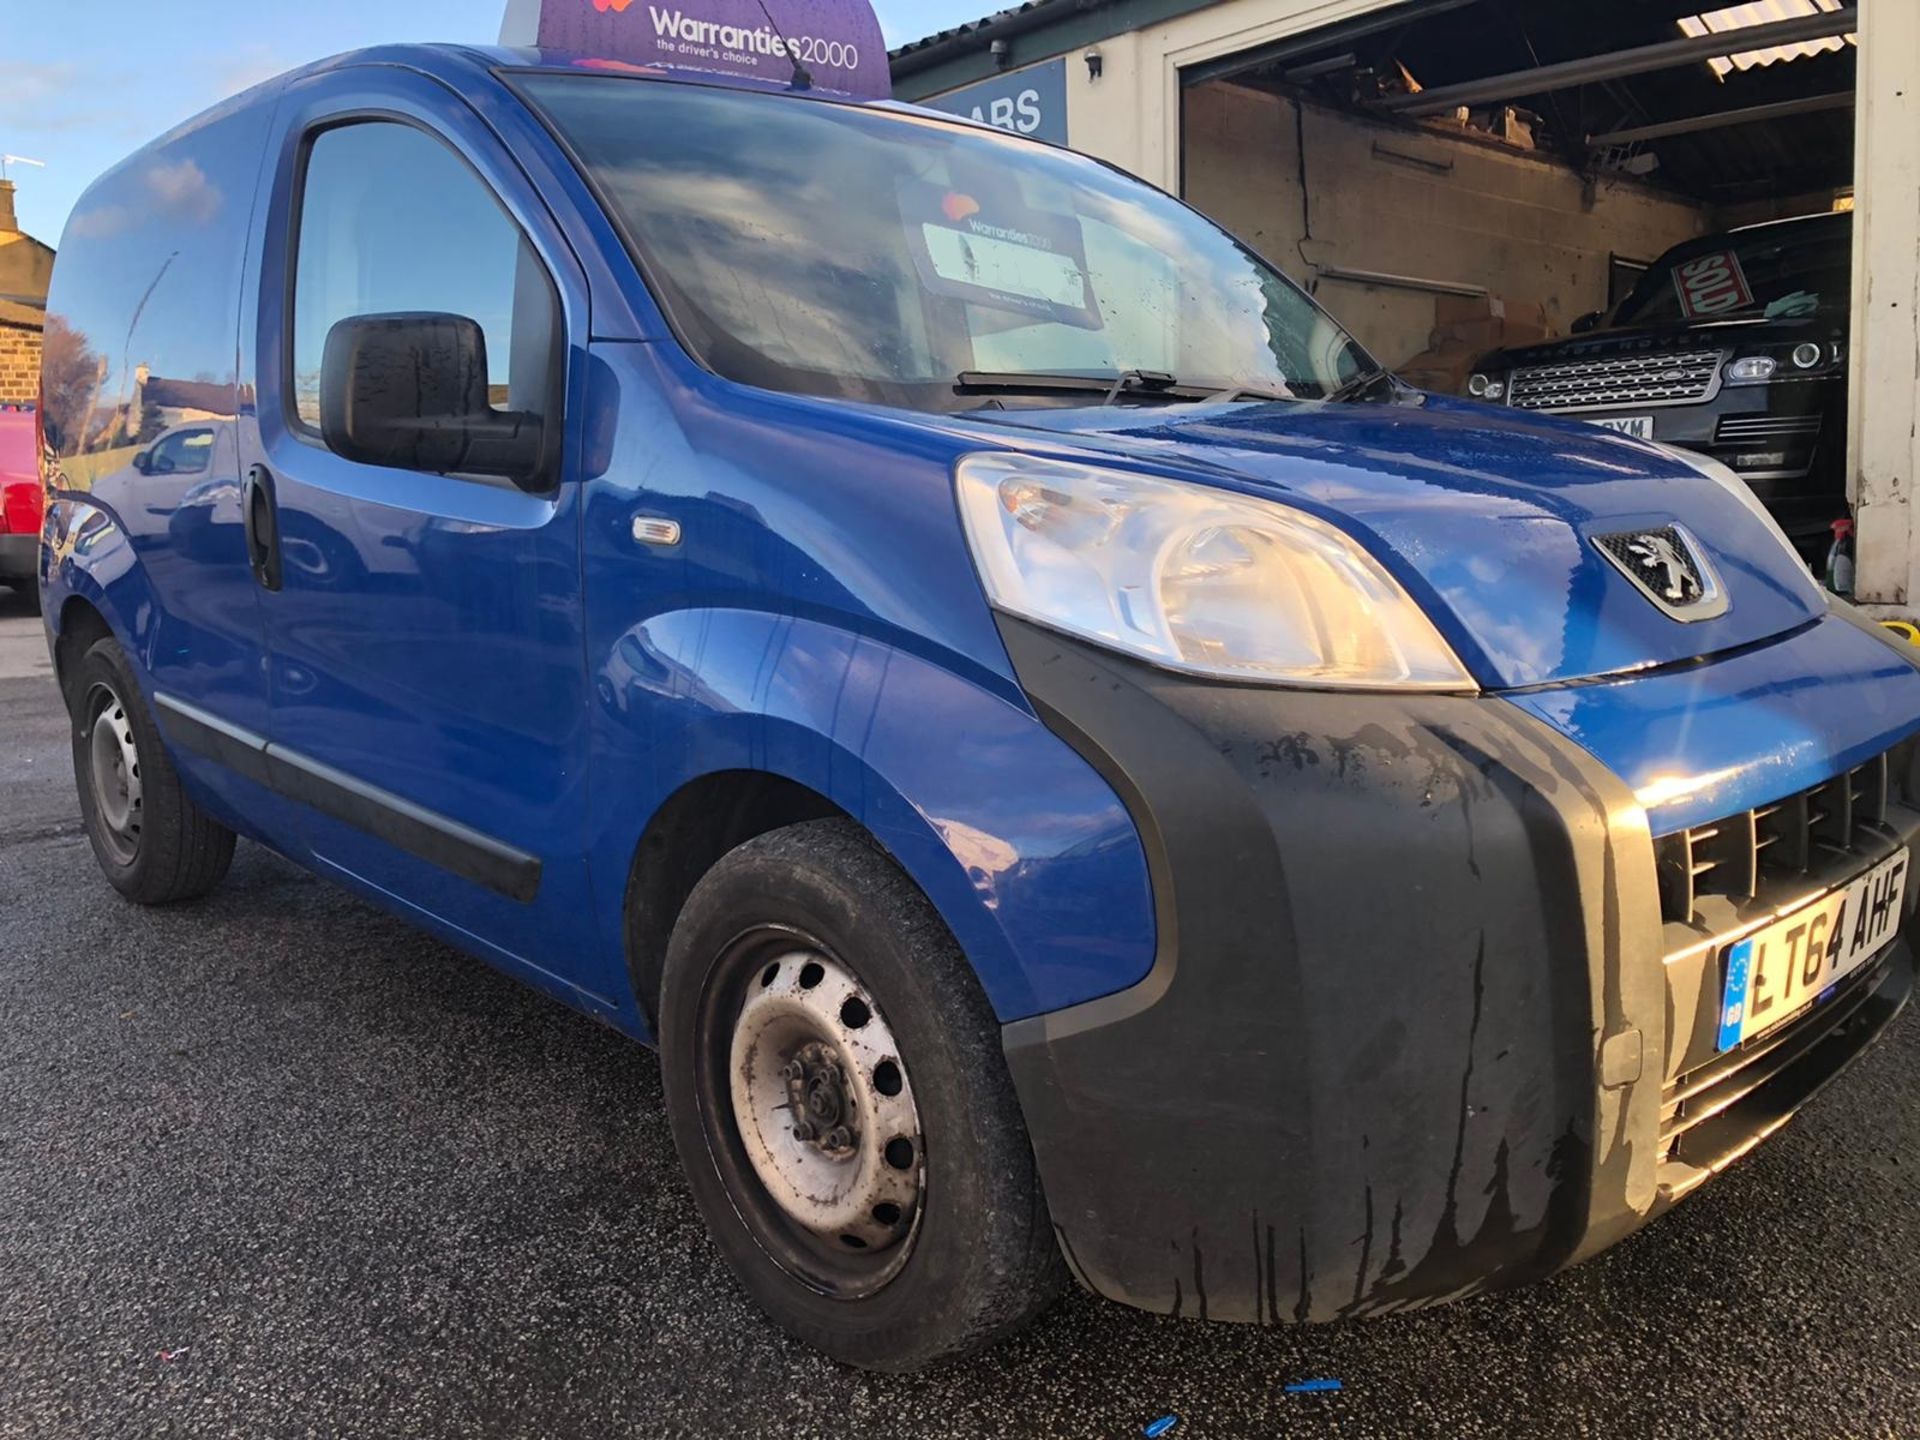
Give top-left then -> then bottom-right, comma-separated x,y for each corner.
295,42 -> 907,108
64,43 -> 991,249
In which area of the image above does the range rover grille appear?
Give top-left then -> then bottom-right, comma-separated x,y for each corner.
1655,752 -> 1892,926
1508,350 -> 1723,413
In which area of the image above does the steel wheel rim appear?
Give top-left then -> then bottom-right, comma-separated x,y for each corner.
84,682 -> 143,866
703,929 -> 926,1297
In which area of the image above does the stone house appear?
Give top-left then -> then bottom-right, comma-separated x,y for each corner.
0,178 -> 56,406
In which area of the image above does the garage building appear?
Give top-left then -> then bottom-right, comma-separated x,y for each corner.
891,0 -> 1919,609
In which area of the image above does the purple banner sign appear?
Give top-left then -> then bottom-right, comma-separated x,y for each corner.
518,0 -> 891,98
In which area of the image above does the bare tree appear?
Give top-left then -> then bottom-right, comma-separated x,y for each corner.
38,314 -> 103,458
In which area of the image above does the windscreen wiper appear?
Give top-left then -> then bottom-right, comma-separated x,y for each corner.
956,370 -> 1191,403
955,370 -> 1293,407
1323,367 -> 1396,404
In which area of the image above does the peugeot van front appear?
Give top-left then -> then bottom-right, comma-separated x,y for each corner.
36,43 -> 1920,1371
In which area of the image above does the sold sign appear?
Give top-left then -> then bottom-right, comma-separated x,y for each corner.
1672,250 -> 1754,319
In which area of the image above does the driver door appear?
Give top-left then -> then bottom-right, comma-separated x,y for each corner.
240,71 -> 607,1010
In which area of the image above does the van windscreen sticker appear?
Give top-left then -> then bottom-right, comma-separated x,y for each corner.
1671,249 -> 1755,319
900,181 -> 1102,330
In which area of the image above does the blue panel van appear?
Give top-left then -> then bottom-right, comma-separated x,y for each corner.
35,42 -> 1920,1370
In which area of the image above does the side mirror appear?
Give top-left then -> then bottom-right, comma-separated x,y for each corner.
320,313 -> 549,489
131,450 -> 151,474
1571,310 -> 1606,335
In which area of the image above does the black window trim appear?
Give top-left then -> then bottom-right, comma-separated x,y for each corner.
148,425 -> 218,476
280,108 -> 568,492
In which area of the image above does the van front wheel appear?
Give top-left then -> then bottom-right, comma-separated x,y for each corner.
69,638 -> 235,904
657,818 -> 1065,1371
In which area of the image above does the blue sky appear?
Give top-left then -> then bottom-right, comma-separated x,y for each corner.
0,0 -> 989,245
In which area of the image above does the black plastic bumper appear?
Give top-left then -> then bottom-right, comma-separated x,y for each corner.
0,533 -> 35,583
997,617 -> 1916,1323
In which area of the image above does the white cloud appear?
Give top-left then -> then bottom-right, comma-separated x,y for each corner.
215,44 -> 295,100
66,156 -> 223,240
0,59 -> 137,136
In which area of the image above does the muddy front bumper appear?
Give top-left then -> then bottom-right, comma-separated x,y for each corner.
997,617 -> 1919,1323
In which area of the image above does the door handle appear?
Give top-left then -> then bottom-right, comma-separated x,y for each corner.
242,463 -> 283,592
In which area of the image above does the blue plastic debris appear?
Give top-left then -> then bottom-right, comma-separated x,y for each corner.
1143,1416 -> 1179,1437
1284,1379 -> 1343,1394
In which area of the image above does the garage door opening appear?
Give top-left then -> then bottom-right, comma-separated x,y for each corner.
1181,0 -> 1859,561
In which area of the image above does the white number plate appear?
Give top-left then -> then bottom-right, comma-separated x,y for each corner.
1586,415 -> 1654,439
1717,852 -> 1909,1051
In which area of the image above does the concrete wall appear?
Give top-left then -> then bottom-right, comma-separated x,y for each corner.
1182,80 -> 1709,367
1059,0 -> 1408,191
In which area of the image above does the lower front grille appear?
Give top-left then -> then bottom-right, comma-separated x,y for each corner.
1715,414 -> 1823,444
1655,950 -> 1912,1205
1661,950 -> 1891,1149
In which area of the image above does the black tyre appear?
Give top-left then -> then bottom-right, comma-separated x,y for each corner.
658,818 -> 1065,1371
69,637 -> 235,904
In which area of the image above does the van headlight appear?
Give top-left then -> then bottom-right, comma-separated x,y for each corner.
955,453 -> 1473,690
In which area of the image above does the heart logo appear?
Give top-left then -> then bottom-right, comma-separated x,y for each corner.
941,192 -> 981,223
591,0 -> 635,11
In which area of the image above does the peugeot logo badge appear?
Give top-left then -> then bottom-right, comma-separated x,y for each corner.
1592,524 -> 1729,622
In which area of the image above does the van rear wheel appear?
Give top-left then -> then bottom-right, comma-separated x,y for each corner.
70,638 -> 235,904
657,818 -> 1065,1371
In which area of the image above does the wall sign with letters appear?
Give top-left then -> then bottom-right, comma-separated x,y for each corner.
920,59 -> 1069,147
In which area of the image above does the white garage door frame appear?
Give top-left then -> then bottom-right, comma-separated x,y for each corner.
1851,0 -> 1920,608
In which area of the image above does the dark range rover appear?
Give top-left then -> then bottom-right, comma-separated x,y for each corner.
1469,213 -> 1851,559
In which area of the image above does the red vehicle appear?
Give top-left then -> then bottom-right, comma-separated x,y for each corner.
0,403 -> 42,601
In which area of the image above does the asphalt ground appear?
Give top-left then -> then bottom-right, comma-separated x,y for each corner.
2,581 -> 1919,1439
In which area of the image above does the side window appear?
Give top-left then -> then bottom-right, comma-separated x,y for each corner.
289,121 -> 557,447
147,427 -> 215,476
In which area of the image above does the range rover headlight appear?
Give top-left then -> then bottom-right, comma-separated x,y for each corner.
955,453 -> 1473,690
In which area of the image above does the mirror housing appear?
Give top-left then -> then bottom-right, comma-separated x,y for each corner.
1570,310 -> 1606,335
319,313 -> 549,488
130,450 -> 151,474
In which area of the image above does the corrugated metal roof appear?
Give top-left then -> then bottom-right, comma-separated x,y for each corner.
1209,2 -> 1857,205
1677,0 -> 1857,78
889,2 -> 1054,60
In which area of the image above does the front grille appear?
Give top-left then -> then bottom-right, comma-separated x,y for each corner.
1508,349 -> 1723,412
1660,951 -> 1893,1151
1655,752 -> 1891,926
1714,414 -> 1823,443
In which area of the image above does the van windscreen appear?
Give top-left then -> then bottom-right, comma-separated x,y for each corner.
517,74 -> 1376,412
